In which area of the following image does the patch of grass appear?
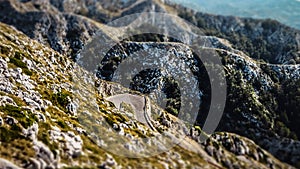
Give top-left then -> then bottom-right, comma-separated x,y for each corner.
102,111 -> 129,128
79,136 -> 105,164
0,105 -> 37,128
9,55 -> 33,76
56,119 -> 70,131
22,68 -> 33,76
9,57 -> 27,69
39,86 -> 72,112
126,127 -> 147,138
48,89 -> 72,112
0,45 -> 11,56
0,138 -> 35,164
0,125 -> 24,142
46,106 -> 80,131
82,136 -> 102,155
0,92 -> 26,106
9,94 -> 26,106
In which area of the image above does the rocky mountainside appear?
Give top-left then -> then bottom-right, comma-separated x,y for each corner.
171,0 -> 300,30
0,0 -> 300,168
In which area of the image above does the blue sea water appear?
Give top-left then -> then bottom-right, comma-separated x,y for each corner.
170,0 -> 300,29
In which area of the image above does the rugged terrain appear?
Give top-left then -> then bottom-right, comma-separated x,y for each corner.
0,0 -> 299,168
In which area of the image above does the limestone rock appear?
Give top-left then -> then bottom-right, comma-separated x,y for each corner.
0,158 -> 22,169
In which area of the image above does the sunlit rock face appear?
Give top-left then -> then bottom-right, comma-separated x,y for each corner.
96,42 -> 210,121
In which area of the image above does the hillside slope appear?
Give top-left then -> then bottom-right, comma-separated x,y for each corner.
0,0 -> 300,168
0,21 -> 295,169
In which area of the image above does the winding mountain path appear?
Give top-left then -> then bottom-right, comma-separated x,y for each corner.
106,93 -> 156,131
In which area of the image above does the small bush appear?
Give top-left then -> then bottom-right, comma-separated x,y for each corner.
9,56 -> 33,76
9,57 -> 27,69
56,120 -> 69,130
50,90 -> 71,111
0,125 -> 24,142
23,68 -> 33,76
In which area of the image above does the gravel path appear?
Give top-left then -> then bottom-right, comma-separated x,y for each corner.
106,93 -> 155,130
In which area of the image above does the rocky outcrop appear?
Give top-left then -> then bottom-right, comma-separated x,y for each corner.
1,0 -> 298,64
172,3 -> 300,64
91,40 -> 300,167
0,0 -> 100,58
0,158 -> 22,169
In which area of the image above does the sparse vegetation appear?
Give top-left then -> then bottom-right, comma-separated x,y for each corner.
0,105 -> 37,128
177,9 -> 300,64
37,122 -> 59,156
51,90 -> 72,110
9,54 -> 33,76
0,138 -> 35,163
0,2 -> 299,168
0,125 -> 24,142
